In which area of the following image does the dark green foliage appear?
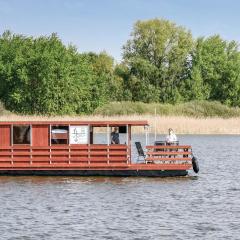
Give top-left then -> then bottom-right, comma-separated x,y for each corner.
82,51 -> 124,106
0,32 -> 119,115
187,36 -> 240,106
0,31 -> 93,114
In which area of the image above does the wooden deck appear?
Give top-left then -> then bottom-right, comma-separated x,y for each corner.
0,144 -> 192,171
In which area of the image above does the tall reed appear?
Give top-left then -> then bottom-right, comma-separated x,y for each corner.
0,114 -> 239,134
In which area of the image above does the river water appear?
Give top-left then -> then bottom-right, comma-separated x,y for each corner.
0,134 -> 239,240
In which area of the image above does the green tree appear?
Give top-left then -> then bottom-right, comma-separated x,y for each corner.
188,35 -> 240,106
181,38 -> 211,101
114,63 -> 133,101
0,31 -> 96,114
123,18 -> 194,103
83,51 -> 125,105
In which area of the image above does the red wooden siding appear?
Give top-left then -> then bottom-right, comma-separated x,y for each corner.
0,125 -> 11,146
0,144 -> 129,166
32,125 -> 49,146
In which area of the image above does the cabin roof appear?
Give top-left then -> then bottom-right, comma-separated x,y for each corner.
0,120 -> 149,126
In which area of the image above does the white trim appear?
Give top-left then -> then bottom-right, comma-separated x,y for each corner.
107,124 -> 110,146
126,125 -> 128,145
11,124 -> 13,146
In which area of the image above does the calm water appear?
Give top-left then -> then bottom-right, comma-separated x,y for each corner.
0,135 -> 240,240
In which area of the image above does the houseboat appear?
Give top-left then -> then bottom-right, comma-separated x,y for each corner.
0,121 -> 198,177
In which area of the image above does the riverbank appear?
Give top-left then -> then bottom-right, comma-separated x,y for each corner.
94,101 -> 240,118
0,114 -> 239,134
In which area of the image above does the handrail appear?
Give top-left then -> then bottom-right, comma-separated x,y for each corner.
146,145 -> 191,149
145,157 -> 191,161
0,144 -> 129,165
145,145 -> 193,164
0,144 -> 128,150
0,144 -> 193,166
147,151 -> 192,155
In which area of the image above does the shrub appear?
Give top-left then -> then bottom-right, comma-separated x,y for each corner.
94,101 -> 240,118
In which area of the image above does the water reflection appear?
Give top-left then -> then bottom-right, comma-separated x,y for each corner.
0,175 -> 198,185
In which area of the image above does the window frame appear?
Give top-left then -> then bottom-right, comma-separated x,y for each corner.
51,125 -> 69,145
12,124 -> 32,145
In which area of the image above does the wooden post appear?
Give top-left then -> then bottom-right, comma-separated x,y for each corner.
88,124 -> 91,165
11,124 -> 13,165
30,124 -> 32,165
49,124 -> 52,164
127,125 -> 131,164
145,125 -> 149,164
68,124 -> 71,164
145,125 -> 149,146
107,124 -> 110,164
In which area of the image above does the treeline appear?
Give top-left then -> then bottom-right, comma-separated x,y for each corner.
0,31 -> 121,114
1,18 -> 240,115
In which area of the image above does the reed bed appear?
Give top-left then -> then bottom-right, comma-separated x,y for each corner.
94,101 -> 240,118
0,114 -> 239,134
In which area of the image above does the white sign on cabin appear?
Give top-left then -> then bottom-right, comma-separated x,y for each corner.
69,126 -> 89,144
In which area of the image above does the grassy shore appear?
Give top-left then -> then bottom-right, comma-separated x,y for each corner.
0,114 -> 240,134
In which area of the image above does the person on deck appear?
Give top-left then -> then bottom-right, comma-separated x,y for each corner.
111,127 -> 120,144
165,128 -> 178,145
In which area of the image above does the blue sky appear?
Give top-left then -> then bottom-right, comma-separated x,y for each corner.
0,0 -> 239,61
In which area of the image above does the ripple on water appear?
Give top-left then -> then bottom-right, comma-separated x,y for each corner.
0,135 -> 239,239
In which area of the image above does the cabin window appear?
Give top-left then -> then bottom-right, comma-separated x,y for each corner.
110,126 -> 127,144
92,127 -> 108,144
69,126 -> 89,144
51,125 -> 69,144
13,125 -> 31,145
91,126 -> 128,145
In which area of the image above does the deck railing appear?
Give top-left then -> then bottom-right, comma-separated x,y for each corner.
145,145 -> 192,164
0,145 -> 130,167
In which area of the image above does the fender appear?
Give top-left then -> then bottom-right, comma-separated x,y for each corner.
192,156 -> 199,173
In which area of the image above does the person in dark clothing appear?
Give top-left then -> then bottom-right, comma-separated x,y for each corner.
111,127 -> 120,144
